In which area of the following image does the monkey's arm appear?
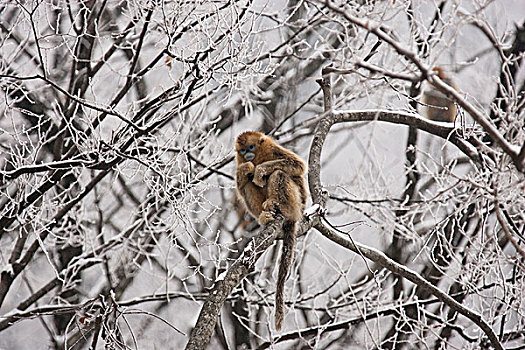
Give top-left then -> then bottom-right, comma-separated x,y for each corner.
236,161 -> 255,190
253,156 -> 306,187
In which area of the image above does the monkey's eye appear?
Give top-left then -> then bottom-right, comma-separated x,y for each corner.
247,144 -> 255,151
239,149 -> 246,155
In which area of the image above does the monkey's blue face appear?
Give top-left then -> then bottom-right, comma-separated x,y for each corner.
239,144 -> 255,161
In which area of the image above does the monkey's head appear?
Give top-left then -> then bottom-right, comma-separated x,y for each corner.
432,66 -> 454,85
235,131 -> 267,164
432,66 -> 445,79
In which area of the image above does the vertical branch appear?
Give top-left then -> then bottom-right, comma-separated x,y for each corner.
309,67 -> 334,208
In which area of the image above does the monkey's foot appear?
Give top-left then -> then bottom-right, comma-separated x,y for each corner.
258,211 -> 275,225
262,199 -> 278,212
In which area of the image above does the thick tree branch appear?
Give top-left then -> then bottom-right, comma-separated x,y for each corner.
335,109 -> 480,164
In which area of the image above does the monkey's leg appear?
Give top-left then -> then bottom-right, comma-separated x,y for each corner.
259,170 -> 302,225
240,183 -> 267,220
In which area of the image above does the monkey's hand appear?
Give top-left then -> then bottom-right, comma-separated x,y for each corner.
262,198 -> 278,212
236,162 -> 255,189
253,164 -> 271,187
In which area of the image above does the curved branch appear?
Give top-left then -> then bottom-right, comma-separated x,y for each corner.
333,109 -> 481,161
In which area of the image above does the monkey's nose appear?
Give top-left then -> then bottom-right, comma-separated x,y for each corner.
244,152 -> 255,161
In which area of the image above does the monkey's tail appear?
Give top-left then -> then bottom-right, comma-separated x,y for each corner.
275,220 -> 296,331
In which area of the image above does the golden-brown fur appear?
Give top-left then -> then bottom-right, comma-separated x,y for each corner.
235,131 -> 307,330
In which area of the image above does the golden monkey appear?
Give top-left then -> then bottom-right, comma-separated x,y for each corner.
423,67 -> 457,122
235,131 -> 308,330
